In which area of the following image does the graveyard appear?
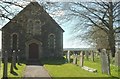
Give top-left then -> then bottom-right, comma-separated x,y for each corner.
0,49 -> 120,78
42,50 -> 119,78
0,1 -> 120,79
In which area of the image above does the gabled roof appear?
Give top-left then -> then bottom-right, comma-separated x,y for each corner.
2,2 -> 64,32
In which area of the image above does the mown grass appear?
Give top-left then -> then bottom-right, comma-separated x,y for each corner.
43,56 -> 119,79
0,63 -> 26,79
83,57 -> 119,78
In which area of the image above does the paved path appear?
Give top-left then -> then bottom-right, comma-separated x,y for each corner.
23,65 -> 51,79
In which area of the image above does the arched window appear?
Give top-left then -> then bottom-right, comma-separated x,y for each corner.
48,34 -> 55,49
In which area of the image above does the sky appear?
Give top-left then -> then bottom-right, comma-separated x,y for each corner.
0,1 -> 91,49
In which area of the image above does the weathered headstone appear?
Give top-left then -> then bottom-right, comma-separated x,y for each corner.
85,51 -> 89,60
115,49 -> 120,67
3,51 -> 8,78
67,50 -> 70,63
0,51 -> 1,68
73,53 -> 77,65
14,50 -> 17,69
10,50 -> 15,73
91,51 -> 94,62
65,52 -> 67,62
79,51 -> 84,67
109,50 -> 112,60
101,49 -> 110,75
17,49 -> 21,65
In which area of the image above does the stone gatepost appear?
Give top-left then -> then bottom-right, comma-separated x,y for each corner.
79,51 -> 84,67
101,49 -> 110,75
67,50 -> 70,63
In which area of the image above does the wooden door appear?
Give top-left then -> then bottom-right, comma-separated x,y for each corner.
29,43 -> 39,59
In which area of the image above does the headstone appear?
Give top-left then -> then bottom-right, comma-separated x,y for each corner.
67,50 -> 70,63
115,49 -> 120,67
17,49 -> 21,65
10,50 -> 16,73
109,50 -> 112,60
79,51 -> 84,67
0,51 -> 1,68
85,51 -> 89,60
73,53 -> 77,65
3,51 -> 8,78
82,66 -> 97,73
91,51 -> 94,62
101,49 -> 110,75
65,52 -> 67,62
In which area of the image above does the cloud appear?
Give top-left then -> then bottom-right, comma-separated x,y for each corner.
50,10 -> 65,17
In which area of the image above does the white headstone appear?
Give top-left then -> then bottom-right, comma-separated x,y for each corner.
67,50 -> 70,63
101,49 -> 110,75
73,53 -> 77,65
79,51 -> 84,67
115,49 -> 120,67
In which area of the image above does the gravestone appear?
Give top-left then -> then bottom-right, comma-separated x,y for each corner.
85,51 -> 89,60
73,52 -> 77,65
101,49 -> 110,75
10,50 -> 16,73
115,49 -> 120,67
67,50 -> 70,63
79,51 -> 84,67
109,50 -> 112,60
0,51 -> 1,68
65,52 -> 67,62
3,51 -> 8,78
91,51 -> 94,62
17,50 -> 20,65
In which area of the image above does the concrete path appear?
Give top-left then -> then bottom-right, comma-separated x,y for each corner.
23,65 -> 51,79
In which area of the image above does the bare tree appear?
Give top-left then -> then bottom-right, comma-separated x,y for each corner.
43,2 -> 120,57
63,2 -> 120,57
85,23 -> 109,49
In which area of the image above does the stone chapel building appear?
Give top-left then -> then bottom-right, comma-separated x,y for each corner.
2,2 -> 64,62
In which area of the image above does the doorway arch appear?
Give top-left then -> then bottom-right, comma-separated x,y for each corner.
25,39 -> 42,61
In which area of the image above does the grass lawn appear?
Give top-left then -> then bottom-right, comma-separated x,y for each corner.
43,57 -> 119,79
0,63 -> 26,79
84,57 -> 119,78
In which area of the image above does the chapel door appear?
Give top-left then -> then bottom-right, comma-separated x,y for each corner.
29,43 -> 39,60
